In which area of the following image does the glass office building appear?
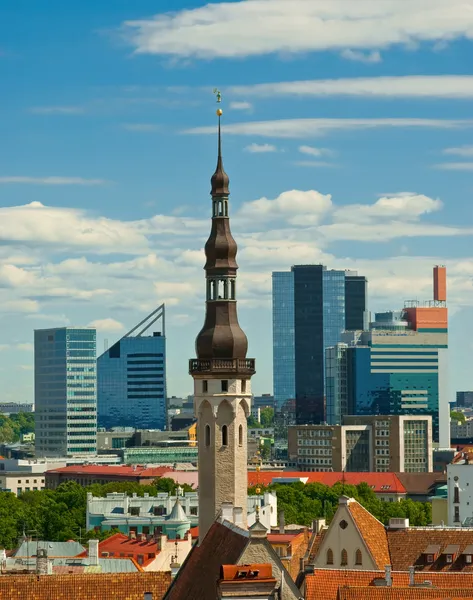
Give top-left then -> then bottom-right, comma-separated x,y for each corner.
35,327 -> 97,457
272,265 -> 367,426
97,305 -> 167,431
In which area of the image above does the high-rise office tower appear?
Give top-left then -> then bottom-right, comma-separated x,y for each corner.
190,105 -> 255,542
272,265 -> 367,425
97,305 -> 167,431
34,327 -> 97,457
326,266 -> 449,445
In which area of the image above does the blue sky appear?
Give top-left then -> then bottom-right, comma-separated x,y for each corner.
1,0 -> 473,403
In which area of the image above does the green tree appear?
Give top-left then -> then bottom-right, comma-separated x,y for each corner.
247,415 -> 260,428
451,410 -> 466,424
260,408 -> 275,427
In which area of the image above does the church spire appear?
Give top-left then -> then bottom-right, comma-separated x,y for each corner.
210,109 -> 229,197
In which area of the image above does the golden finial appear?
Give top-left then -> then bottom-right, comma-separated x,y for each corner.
213,88 -> 223,116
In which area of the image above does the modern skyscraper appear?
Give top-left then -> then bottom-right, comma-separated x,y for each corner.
97,305 -> 167,431
34,327 -> 97,457
326,266 -> 449,445
272,265 -> 367,425
190,103 -> 255,542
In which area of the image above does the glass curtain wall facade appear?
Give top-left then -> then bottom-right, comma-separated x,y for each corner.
273,265 -> 367,427
35,328 -> 97,457
272,271 -> 295,409
345,275 -> 368,331
98,333 -> 166,430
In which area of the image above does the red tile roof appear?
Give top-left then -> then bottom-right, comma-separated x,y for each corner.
387,528 -> 473,572
347,500 -> 390,570
189,526 -> 199,540
339,587 -> 473,600
0,572 -> 171,600
91,533 -> 160,566
267,533 -> 304,544
221,563 -> 273,581
306,569 -> 473,600
247,472 -> 406,494
46,465 -> 171,478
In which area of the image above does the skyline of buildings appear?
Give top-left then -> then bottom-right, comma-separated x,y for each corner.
272,265 -> 368,425
97,304 -> 167,431
34,327 -> 97,457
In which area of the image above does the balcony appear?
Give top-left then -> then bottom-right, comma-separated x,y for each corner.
189,358 -> 256,375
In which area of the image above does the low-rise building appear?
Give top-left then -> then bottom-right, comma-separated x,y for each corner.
45,464 -> 171,489
447,451 -> 473,526
0,402 -> 33,414
289,414 -> 432,473
0,458 -> 67,495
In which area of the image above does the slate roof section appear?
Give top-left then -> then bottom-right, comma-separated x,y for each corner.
0,571 -> 171,600
388,528 -> 473,572
347,500 -> 390,569
12,540 -> 85,558
164,520 -> 249,600
395,473 -> 446,496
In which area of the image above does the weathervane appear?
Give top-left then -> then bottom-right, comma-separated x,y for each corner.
213,88 -> 223,117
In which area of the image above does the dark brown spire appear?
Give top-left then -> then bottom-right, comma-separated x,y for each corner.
210,116 -> 230,197
194,108 -> 249,361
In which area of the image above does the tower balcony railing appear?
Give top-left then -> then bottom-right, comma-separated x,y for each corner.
189,358 -> 255,374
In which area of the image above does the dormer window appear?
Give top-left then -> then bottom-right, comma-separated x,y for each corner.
423,544 -> 440,564
442,545 -> 459,564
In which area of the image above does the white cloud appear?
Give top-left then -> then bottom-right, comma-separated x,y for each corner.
185,118 -> 473,139
16,343 -> 33,351
29,106 -> 84,115
333,194 -> 442,224
229,75 -> 473,99
237,190 -> 333,226
230,101 -> 252,111
299,145 -> 333,157
122,123 -> 161,132
87,318 -> 125,333
340,49 -> 382,63
434,163 -> 473,171
0,299 -> 39,314
244,143 -> 278,153
0,202 -> 149,253
443,146 -> 473,157
121,1 -> 473,59
0,177 -> 109,186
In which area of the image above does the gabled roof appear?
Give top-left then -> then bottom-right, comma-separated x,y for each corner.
347,500 -> 390,570
0,572 -> 171,600
164,520 -> 249,600
387,528 -> 473,571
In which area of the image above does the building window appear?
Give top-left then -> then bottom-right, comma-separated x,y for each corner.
454,486 -> 460,504
241,380 -> 246,393
203,380 -> 208,393
355,549 -> 362,565
326,549 -> 334,565
205,424 -> 211,447
239,424 -> 243,447
222,425 -> 228,447
221,380 -> 228,392
454,506 -> 460,523
341,549 -> 348,566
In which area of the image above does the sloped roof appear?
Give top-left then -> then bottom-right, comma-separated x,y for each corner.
166,498 -> 189,523
247,471 -> 406,494
12,540 -> 85,558
347,500 -> 390,570
395,473 -> 446,495
46,465 -> 170,478
92,532 -> 160,566
305,569 -> 473,600
388,528 -> 473,571
164,520 -> 249,600
339,587 -> 473,600
0,572 -> 171,599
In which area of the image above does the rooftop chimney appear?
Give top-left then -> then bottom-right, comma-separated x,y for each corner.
409,566 -> 415,586
233,507 -> 244,527
384,565 -> 392,587
220,502 -> 234,523
88,539 -> 99,567
433,265 -> 446,302
279,511 -> 285,534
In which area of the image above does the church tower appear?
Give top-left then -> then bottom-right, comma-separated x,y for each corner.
190,97 -> 255,542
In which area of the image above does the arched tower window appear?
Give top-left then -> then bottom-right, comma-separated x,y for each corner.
341,549 -> 348,566
326,549 -> 334,565
205,424 -> 211,447
239,424 -> 243,446
355,549 -> 362,565
222,425 -> 228,447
